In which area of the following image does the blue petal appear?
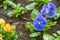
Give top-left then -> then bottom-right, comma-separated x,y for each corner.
46,11 -> 56,18
48,2 -> 57,12
35,14 -> 47,23
33,19 -> 45,31
33,23 -> 45,31
33,14 -> 47,31
41,4 -> 49,15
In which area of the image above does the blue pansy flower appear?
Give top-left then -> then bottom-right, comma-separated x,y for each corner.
41,2 -> 57,18
33,14 -> 47,31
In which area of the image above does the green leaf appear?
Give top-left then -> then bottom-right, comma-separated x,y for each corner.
26,22 -> 33,29
54,14 -> 60,20
3,0 -> 25,17
3,6 -> 7,10
43,0 -> 52,4
26,22 -> 35,33
43,33 -> 55,40
15,7 -> 25,13
44,24 -> 50,31
3,1 -> 8,5
25,2 -> 37,10
57,7 -> 60,14
0,27 -> 5,34
52,33 -> 57,37
47,21 -> 57,26
7,11 -> 14,17
55,36 -> 60,40
57,31 -> 60,35
31,9 -> 39,20
3,0 -> 8,10
54,7 -> 60,20
15,7 -> 25,17
35,0 -> 52,4
8,1 -> 16,8
44,21 -> 57,31
15,6 -> 21,13
12,31 -> 18,40
5,30 -> 18,40
28,0 -> 34,1
3,0 -> 16,9
16,4 -> 20,7
16,14 -> 20,17
35,0 -> 42,2
29,32 -> 41,37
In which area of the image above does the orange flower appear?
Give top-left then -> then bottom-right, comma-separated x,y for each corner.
0,34 -> 2,40
4,23 -> 14,32
0,19 -> 5,27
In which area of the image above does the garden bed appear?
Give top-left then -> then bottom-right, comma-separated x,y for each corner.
0,0 -> 60,40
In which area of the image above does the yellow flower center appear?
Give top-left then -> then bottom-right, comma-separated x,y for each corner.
38,22 -> 40,24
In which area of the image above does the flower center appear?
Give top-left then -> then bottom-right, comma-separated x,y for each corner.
38,22 -> 40,24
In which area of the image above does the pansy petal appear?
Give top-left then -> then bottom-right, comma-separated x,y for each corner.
33,23 -> 44,31
48,2 -> 57,12
41,4 -> 49,15
46,11 -> 56,18
33,20 -> 45,31
36,14 -> 47,24
33,14 -> 47,31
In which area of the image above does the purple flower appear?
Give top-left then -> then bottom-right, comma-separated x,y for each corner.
33,14 -> 47,31
41,2 -> 57,18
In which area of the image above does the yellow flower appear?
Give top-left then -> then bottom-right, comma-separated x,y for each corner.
0,19 -> 5,27
4,23 -> 14,32
0,34 -> 2,40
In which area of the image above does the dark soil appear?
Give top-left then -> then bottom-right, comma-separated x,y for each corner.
0,0 -> 60,40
